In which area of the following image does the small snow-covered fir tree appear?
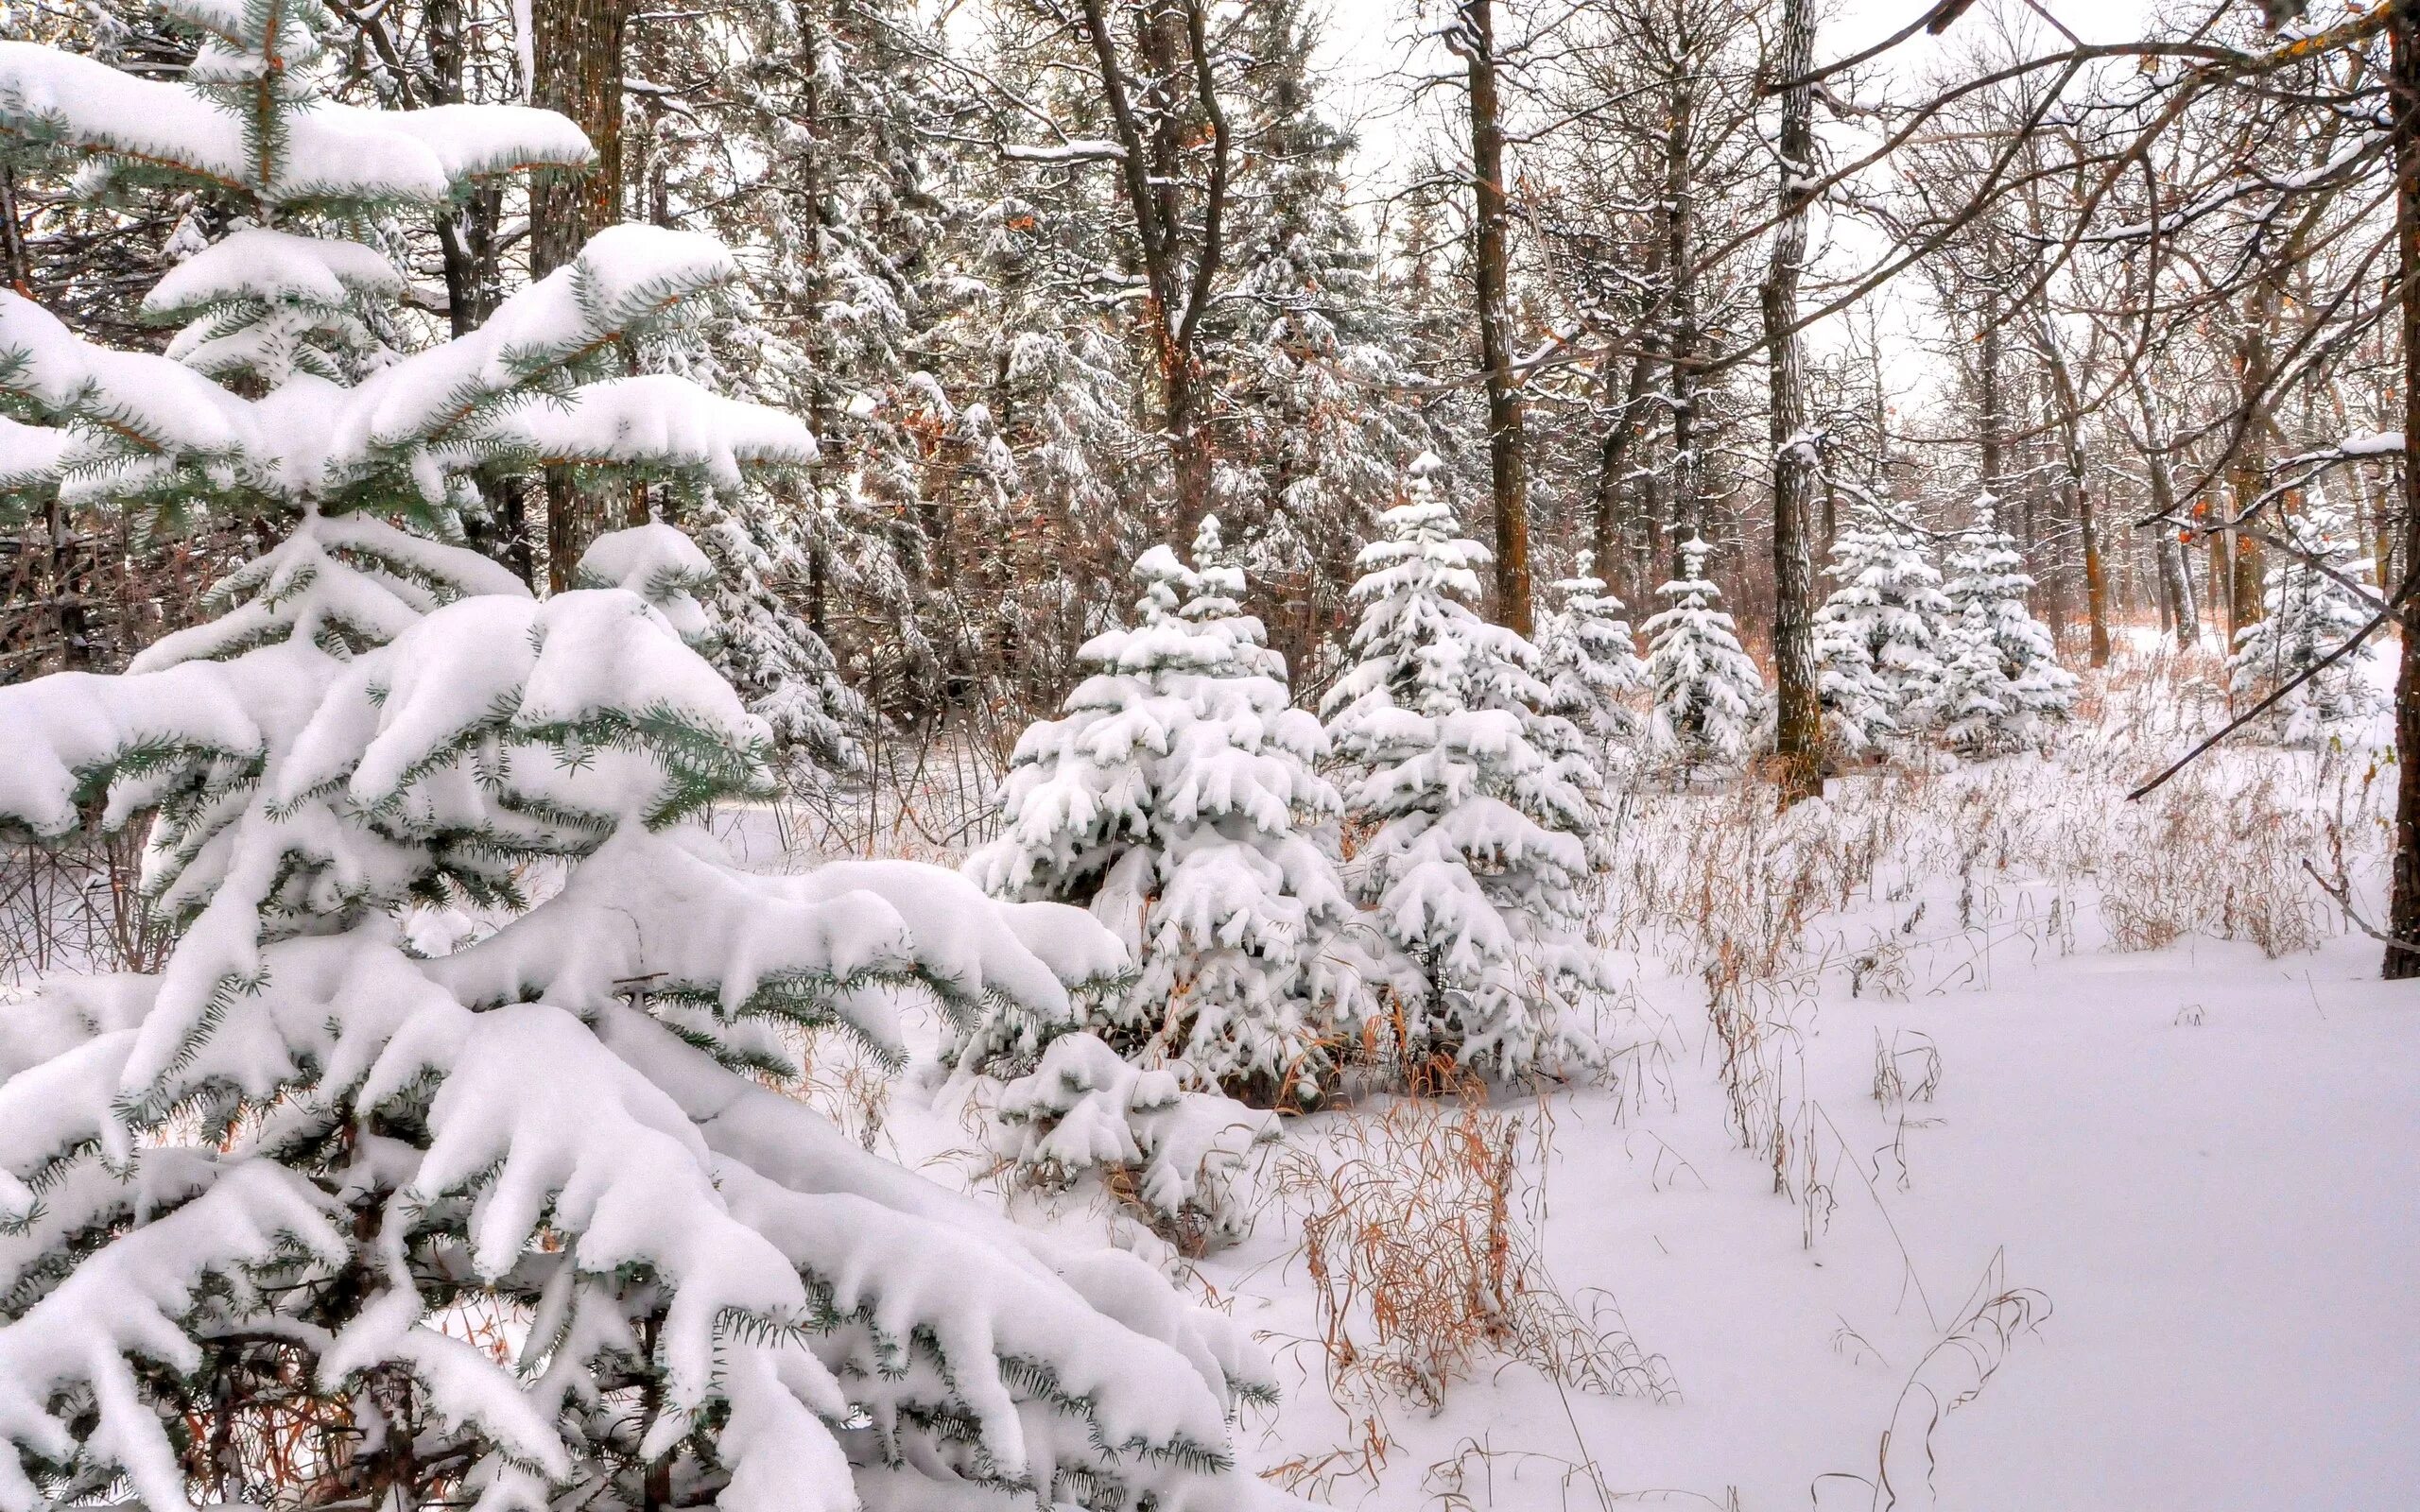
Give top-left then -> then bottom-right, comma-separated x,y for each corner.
2227,488 -> 2385,745
990,1032 -> 1279,1259
0,17 -> 1282,1511
967,517 -> 1353,1105
1538,549 -> 1648,742
1811,605 -> 1893,756
1811,506 -> 1952,752
1936,507 -> 2079,754
1321,454 -> 1606,1080
1641,537 -> 1765,773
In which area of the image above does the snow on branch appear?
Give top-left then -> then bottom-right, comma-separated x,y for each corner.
349,226 -> 746,459
141,228 -> 406,321
0,41 -> 590,209
2184,431 -> 2404,536
1002,138 -> 1129,165
0,1163 -> 352,1512
0,652 -> 275,842
0,290 -> 256,458
489,374 -> 818,488
0,415 -> 62,498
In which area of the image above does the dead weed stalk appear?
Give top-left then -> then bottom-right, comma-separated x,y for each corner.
1265,1078 -> 1673,1497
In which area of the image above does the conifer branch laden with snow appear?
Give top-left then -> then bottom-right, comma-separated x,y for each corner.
1321,454 -> 1609,1082
966,516 -> 1356,1106
0,13 -> 1289,1512
988,1031 -> 1279,1260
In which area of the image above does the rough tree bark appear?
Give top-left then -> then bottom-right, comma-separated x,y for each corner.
1661,79 -> 1702,569
1765,0 -> 1822,804
1592,351 -> 1651,610
2385,0 -> 2420,975
528,0 -> 633,591
2132,372 -> 2198,649
2225,271 -> 2287,641
1458,0 -> 1531,634
1977,282 -> 2004,526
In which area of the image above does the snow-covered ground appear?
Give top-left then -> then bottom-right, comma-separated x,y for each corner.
1209,915 -> 2416,1511
844,638 -> 2418,1510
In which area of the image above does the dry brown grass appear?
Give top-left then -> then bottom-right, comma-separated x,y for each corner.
1263,1077 -> 1674,1498
2100,765 -> 2329,956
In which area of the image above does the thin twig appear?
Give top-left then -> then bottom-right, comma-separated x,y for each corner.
2298,857 -> 2420,951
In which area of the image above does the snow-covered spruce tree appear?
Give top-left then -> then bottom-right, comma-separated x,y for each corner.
1640,537 -> 1765,774
966,517 -> 1353,1107
2226,487 -> 2385,745
0,20 -> 1284,1512
1935,508 -> 2079,754
1320,454 -> 1607,1081
1538,549 -> 1648,743
989,1031 -> 1279,1260
1810,505 -> 1952,753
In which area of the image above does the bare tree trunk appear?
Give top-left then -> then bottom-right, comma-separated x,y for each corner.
2132,373 -> 2198,649
2384,0 -> 2420,976
2168,538 -> 2198,645
1664,83 -> 1702,569
528,0 -> 633,592
1076,0 -> 1228,546
2036,299 -> 2109,664
1764,0 -> 1821,804
1978,284 -> 2004,526
1461,0 -> 1530,634
1593,352 -> 1651,609
2227,272 -> 2287,637
43,493 -> 86,671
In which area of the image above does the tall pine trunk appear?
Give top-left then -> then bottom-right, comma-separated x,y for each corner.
528,0 -> 633,591
1461,0 -> 1530,635
1764,0 -> 1821,803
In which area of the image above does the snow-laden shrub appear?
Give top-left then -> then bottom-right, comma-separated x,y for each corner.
1811,505 -> 1953,753
992,1031 -> 1279,1257
1936,507 -> 2079,754
2226,488 -> 2384,746
1537,549 -> 1648,743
